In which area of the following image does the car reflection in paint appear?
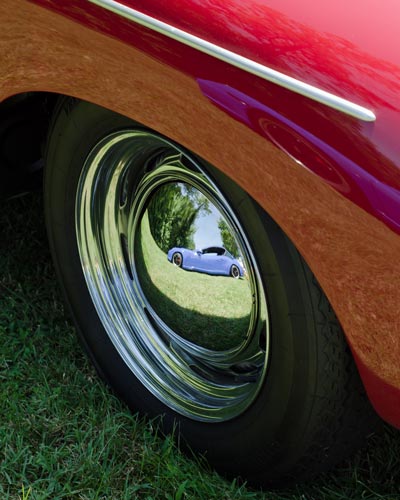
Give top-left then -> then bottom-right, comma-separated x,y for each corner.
167,245 -> 244,278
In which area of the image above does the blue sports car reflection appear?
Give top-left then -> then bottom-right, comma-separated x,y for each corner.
167,246 -> 244,278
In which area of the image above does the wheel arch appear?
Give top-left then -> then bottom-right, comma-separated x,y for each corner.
2,85 -> 398,427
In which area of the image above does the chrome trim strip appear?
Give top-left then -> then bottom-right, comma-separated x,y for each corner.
89,0 -> 376,122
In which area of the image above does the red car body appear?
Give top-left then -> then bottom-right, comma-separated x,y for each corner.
1,0 -> 400,452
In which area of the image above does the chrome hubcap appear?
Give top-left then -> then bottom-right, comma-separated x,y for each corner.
76,130 -> 269,422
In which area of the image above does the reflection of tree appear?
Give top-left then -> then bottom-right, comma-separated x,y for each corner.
147,183 -> 210,252
218,218 -> 240,258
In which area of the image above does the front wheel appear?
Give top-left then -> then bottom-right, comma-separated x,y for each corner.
45,99 -> 375,487
230,264 -> 240,279
172,252 -> 183,267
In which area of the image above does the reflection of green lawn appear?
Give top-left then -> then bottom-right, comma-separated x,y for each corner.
135,212 -> 252,351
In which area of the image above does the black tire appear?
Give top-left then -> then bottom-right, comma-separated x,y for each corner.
172,252 -> 183,267
230,264 -> 240,279
45,98 -> 375,487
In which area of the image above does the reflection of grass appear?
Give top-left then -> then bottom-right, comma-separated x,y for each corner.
136,212 -> 252,351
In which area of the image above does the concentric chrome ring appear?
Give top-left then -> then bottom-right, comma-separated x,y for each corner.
75,129 -> 269,422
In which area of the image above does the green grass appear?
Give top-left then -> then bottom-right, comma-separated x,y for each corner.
0,192 -> 400,499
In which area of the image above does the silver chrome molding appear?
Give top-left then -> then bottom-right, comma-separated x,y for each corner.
89,0 -> 376,122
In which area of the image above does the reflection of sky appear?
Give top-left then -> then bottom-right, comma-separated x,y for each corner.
194,204 -> 223,249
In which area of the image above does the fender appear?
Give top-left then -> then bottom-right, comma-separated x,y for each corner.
1,0 -> 400,426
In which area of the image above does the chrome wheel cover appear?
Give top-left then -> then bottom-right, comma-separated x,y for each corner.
76,130 -> 269,422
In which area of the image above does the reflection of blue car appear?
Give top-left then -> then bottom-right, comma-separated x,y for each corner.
167,246 -> 244,278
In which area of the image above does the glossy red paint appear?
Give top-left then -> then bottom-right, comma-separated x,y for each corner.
7,0 -> 400,426
123,1 -> 400,179
31,0 -> 400,227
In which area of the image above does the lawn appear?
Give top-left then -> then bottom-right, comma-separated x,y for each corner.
0,192 -> 399,499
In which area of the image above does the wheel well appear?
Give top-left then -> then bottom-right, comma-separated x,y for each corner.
6,93 -> 353,364
0,92 -> 58,198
